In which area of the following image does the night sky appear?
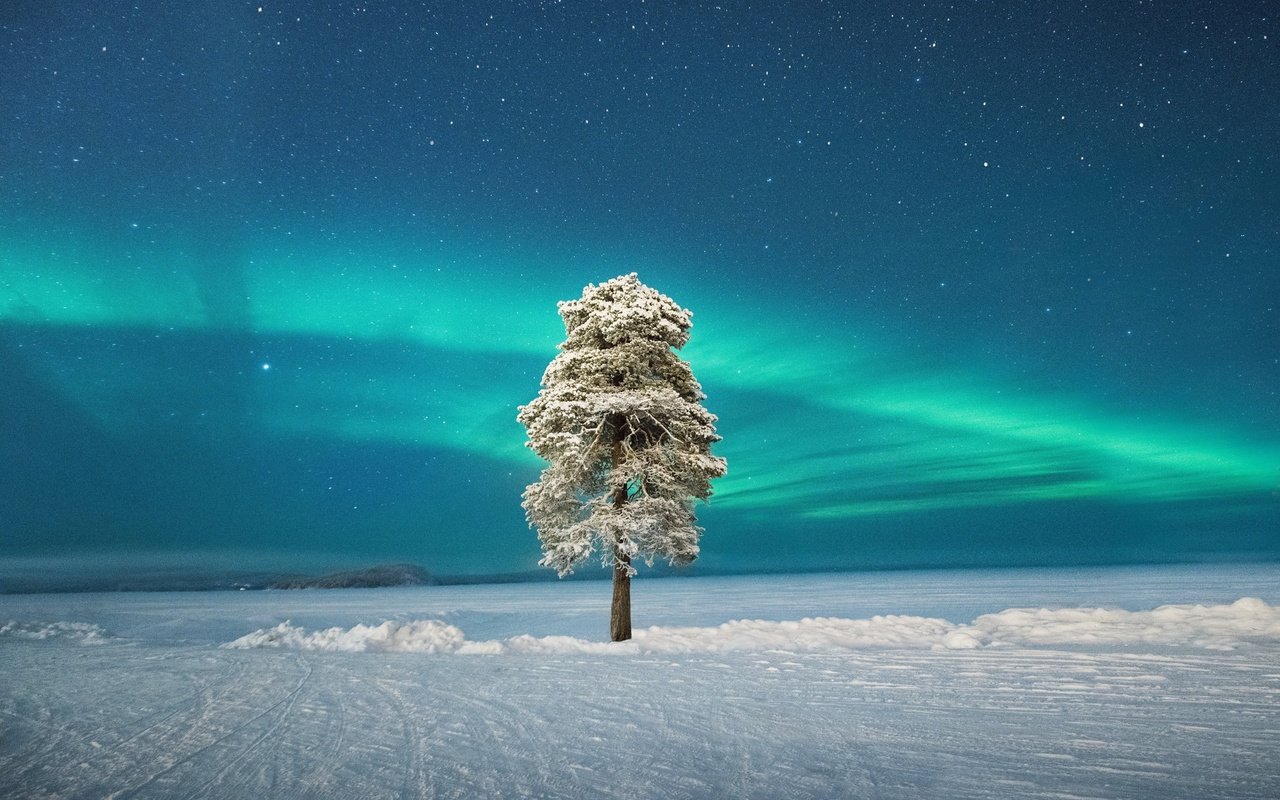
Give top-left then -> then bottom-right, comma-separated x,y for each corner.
2,1 -> 1277,584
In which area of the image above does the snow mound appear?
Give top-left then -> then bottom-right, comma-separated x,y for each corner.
223,619 -> 466,653
221,615 -> 963,654
960,597 -> 1280,651
0,620 -> 107,644
220,599 -> 1280,654
634,615 -> 960,652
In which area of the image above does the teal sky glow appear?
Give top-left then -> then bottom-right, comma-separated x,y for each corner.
2,1 -> 1276,582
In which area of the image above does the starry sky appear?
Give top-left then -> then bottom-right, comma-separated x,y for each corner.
1,1 -> 1277,584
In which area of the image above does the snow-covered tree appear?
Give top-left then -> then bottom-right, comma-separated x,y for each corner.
518,274 -> 727,641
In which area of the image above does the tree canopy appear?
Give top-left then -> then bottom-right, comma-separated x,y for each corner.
518,274 -> 727,581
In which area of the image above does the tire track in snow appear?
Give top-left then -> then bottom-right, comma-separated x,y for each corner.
370,675 -> 433,799
110,652 -> 312,799
295,677 -> 349,796
184,653 -> 314,799
0,704 -> 92,787
97,650 -> 255,790
112,655 -> 252,753
2,648 -> 247,792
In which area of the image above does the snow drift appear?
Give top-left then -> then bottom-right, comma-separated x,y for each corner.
221,619 -> 467,652
221,597 -> 1280,654
0,620 -> 106,643
965,596 -> 1280,650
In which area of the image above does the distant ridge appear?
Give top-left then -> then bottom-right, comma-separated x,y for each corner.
0,562 -> 437,594
0,561 -> 688,594
267,564 -> 432,590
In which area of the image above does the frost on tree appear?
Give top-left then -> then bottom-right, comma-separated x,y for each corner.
518,274 -> 727,641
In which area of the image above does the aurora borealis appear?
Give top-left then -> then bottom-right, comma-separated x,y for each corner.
2,1 -> 1277,583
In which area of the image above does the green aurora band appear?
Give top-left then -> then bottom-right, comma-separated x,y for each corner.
3,237 -> 1277,527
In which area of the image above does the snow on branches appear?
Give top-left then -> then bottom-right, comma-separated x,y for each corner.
518,274 -> 727,576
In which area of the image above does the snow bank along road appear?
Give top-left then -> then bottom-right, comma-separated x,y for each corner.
1,567 -> 1278,799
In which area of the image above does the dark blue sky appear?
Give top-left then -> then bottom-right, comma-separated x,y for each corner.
1,1 -> 1277,583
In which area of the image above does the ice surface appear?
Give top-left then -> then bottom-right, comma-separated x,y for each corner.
3,565 -> 1279,798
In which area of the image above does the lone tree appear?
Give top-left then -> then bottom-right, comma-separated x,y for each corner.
518,274 -> 727,641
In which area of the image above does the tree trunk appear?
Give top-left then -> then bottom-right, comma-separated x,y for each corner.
611,549 -> 631,642
610,478 -> 632,642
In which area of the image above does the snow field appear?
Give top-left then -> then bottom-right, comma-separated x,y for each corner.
4,633 -> 1279,799
3,567 -> 1279,798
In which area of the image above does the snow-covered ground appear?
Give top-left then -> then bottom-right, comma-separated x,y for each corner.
2,565 -> 1279,799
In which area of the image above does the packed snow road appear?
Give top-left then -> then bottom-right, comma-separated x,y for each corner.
2,566 -> 1278,799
